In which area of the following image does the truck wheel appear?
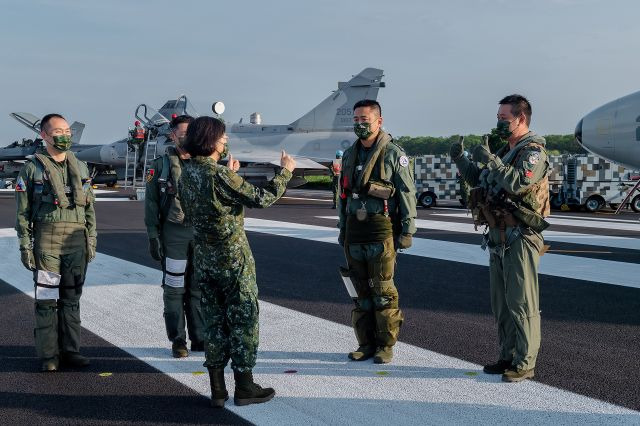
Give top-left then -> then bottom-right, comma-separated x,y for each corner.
632,195 -> 640,213
418,192 -> 436,208
584,196 -> 603,213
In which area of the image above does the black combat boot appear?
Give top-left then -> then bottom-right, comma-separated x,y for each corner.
233,370 -> 275,406
208,368 -> 229,408
41,356 -> 59,372
191,341 -> 205,352
172,339 -> 188,358
348,345 -> 376,361
60,352 -> 90,368
483,359 -> 512,375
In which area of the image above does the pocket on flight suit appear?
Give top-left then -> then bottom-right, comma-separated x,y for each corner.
370,238 -> 398,309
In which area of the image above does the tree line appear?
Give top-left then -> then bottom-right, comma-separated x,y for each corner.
395,134 -> 584,156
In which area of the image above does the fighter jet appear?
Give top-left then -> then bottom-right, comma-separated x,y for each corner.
574,90 -> 640,170
76,67 -> 385,187
225,67 -> 385,185
574,91 -> 640,212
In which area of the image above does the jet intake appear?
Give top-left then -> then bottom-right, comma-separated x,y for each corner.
574,118 -> 583,145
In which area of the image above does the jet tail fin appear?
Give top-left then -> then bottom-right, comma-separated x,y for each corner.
10,112 -> 42,135
70,122 -> 85,144
289,68 -> 385,131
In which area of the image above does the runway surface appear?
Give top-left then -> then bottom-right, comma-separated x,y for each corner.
0,188 -> 638,425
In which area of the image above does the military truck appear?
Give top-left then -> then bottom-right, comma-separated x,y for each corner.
414,153 -> 640,212
548,154 -> 640,212
414,155 -> 464,208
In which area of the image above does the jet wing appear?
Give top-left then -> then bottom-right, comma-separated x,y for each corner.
231,149 -> 326,170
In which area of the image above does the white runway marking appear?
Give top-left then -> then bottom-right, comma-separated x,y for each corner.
544,214 -> 640,224
430,212 -> 640,232
315,216 -> 640,251
244,219 -> 640,288
281,196 -> 331,202
95,198 -> 133,202
0,230 -> 637,425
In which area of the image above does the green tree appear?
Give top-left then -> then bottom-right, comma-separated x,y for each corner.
396,133 -> 584,156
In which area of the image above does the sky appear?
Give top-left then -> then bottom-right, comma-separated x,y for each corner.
1,0 -> 639,145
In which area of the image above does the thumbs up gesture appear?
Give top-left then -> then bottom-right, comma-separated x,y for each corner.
280,150 -> 296,172
228,153 -> 240,172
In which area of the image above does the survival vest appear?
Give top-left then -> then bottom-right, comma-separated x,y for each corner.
158,149 -> 187,225
30,150 -> 92,224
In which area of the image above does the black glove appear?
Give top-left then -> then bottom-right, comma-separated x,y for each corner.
149,237 -> 163,261
20,248 -> 35,271
395,233 -> 412,250
88,236 -> 97,263
338,229 -> 345,247
449,136 -> 464,160
472,136 -> 493,164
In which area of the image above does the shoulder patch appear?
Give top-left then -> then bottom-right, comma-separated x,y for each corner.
218,166 -> 244,189
399,156 -> 409,167
15,176 -> 26,192
528,152 -> 540,165
146,168 -> 155,183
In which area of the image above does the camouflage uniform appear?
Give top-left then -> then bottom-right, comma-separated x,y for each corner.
338,130 -> 417,354
456,131 -> 550,372
145,146 -> 204,348
178,156 -> 291,372
15,149 -> 96,362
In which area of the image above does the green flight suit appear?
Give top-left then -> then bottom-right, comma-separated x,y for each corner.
145,146 -> 204,347
338,131 -> 417,349
178,156 -> 291,372
15,149 -> 97,361
456,131 -> 550,370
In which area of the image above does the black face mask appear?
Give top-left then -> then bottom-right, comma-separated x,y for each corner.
495,120 -> 514,139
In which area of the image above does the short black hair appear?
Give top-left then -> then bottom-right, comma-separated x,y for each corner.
183,116 -> 225,157
353,99 -> 382,117
40,113 -> 66,132
499,94 -> 532,125
170,114 -> 194,129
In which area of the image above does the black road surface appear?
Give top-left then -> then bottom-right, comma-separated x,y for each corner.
0,189 -> 639,424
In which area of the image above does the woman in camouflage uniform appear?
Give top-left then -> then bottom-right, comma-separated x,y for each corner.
178,117 -> 295,407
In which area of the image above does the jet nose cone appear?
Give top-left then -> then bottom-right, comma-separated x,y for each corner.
574,118 -> 583,145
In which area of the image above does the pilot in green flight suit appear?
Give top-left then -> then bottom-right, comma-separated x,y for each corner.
451,95 -> 550,382
145,115 -> 204,358
15,113 -> 97,372
338,100 -> 417,364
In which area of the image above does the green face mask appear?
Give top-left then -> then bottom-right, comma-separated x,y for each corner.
495,120 -> 513,139
354,122 -> 373,140
51,135 -> 72,152
219,143 -> 228,160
